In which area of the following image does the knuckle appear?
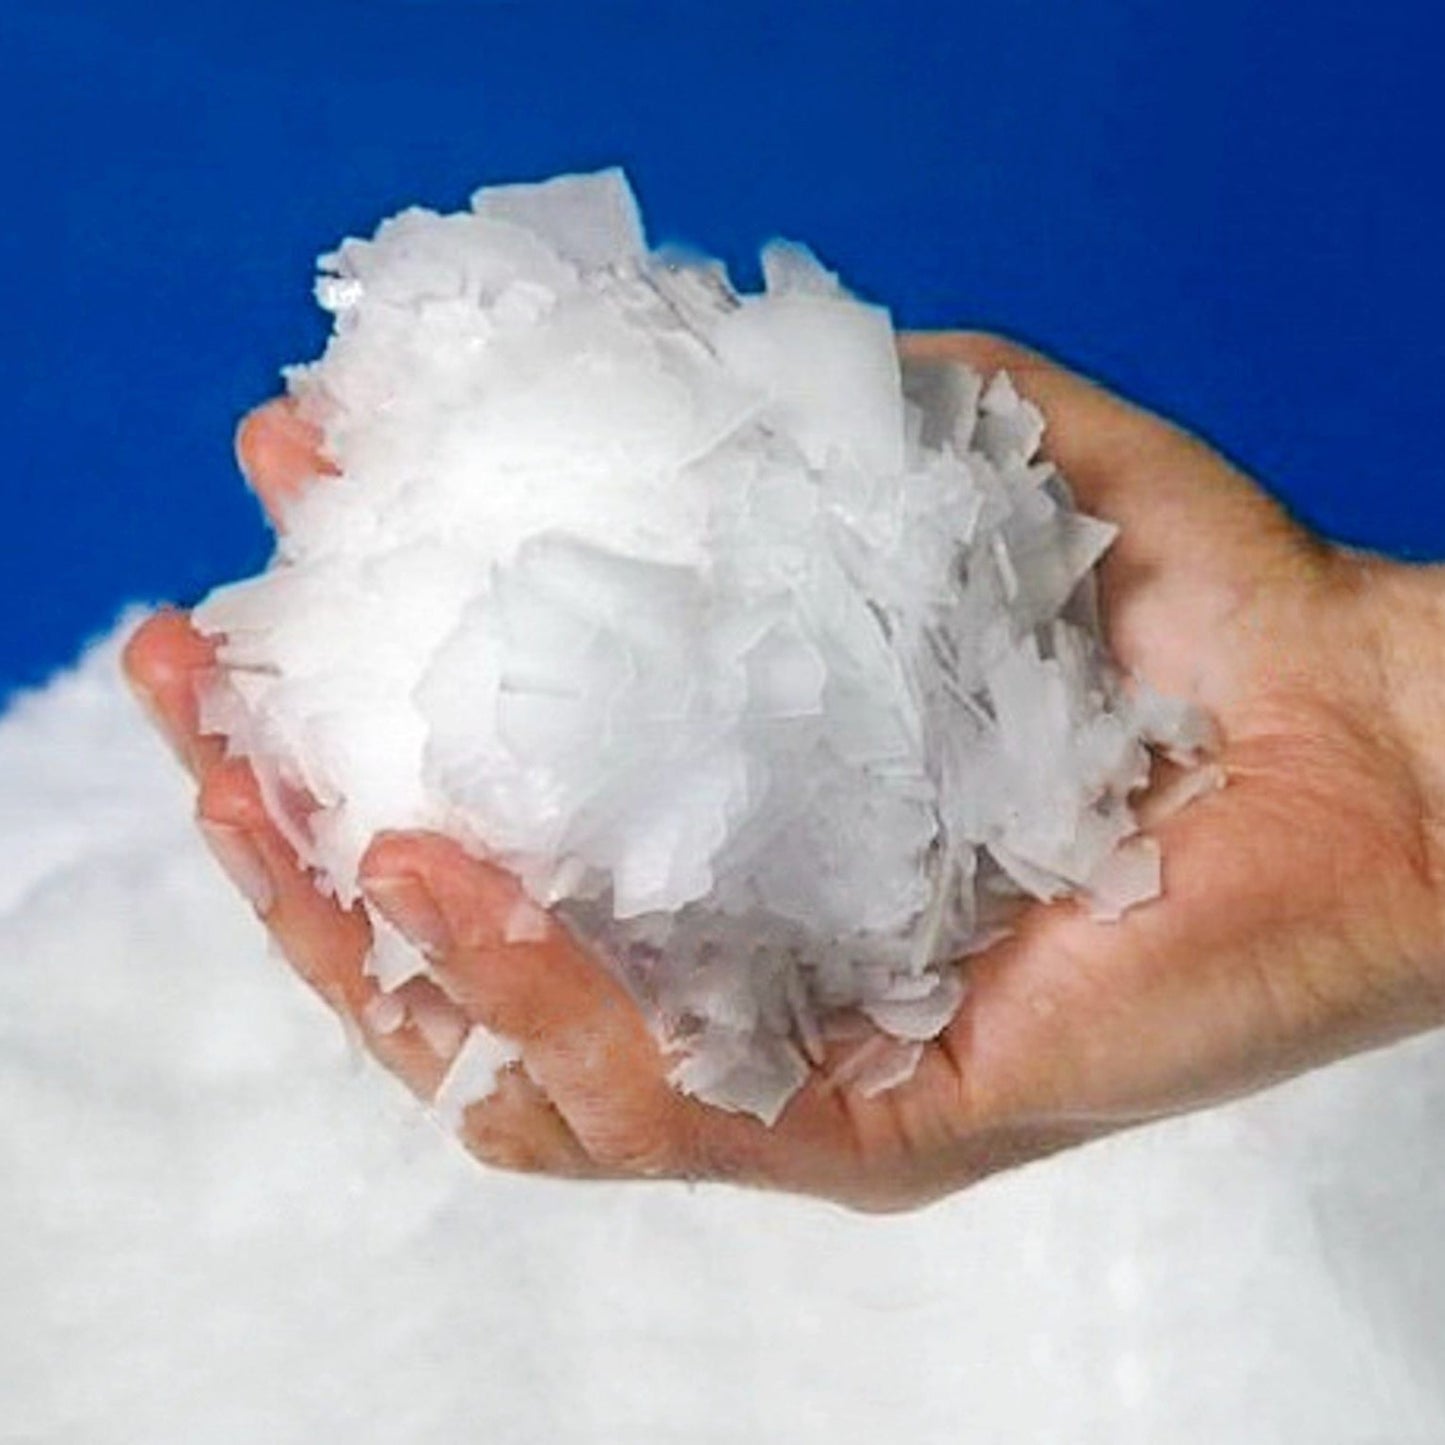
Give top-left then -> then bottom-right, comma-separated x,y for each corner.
195,758 -> 263,825
685,1121 -> 767,1188
582,1115 -> 679,1176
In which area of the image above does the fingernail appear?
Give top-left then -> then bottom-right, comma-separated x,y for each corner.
363,872 -> 453,958
199,819 -> 276,914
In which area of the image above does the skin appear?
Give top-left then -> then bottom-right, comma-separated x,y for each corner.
123,332 -> 1445,1213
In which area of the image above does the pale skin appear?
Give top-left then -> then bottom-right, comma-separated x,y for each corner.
123,332 -> 1445,1213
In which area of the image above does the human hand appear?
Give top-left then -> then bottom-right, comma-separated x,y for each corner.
124,332 -> 1445,1212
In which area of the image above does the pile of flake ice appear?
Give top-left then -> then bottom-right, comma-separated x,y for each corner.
194,168 -> 1212,1125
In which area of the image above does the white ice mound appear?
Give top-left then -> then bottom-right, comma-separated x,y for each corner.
194,168 -> 1210,1125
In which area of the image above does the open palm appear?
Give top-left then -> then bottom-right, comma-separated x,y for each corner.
125,332 -> 1445,1212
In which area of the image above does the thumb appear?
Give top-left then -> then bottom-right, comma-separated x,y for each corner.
899,329 -> 1270,548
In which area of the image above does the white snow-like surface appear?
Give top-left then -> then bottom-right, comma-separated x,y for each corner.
192,169 -> 1206,1122
3,621 -> 1445,1442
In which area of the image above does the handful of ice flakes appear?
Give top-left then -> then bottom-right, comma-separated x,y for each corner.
194,169 -> 1209,1125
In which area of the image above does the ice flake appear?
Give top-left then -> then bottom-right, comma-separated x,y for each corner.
411,994 -> 468,1060
365,906 -> 432,990
714,292 -> 906,475
503,895 -> 552,944
1131,680 -> 1217,760
670,1030 -> 809,1126
1086,836 -> 1164,920
861,968 -> 966,1041
1139,760 -> 1228,827
760,239 -> 843,298
431,1026 -> 524,1134
469,168 -> 646,272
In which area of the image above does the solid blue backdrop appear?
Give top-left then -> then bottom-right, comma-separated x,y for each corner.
2,0 -> 1441,697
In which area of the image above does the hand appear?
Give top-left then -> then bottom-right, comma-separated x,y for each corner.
124,332 -> 1445,1212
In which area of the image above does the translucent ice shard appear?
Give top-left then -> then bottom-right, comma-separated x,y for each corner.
431,1026 -> 524,1134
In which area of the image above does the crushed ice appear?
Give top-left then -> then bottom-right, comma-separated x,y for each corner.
194,168 -> 1210,1126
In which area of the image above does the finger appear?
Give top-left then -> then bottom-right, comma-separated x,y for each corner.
458,1064 -> 611,1178
234,397 -> 335,530
195,757 -> 465,1099
901,329 -> 1307,702
356,832 -> 985,1198
121,608 -> 226,776
128,609 -> 476,1104
359,832 -> 708,1178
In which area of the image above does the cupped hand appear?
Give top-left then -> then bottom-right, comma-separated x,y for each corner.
124,333 -> 1445,1212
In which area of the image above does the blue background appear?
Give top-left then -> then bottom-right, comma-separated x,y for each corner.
2,0 -> 1441,698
